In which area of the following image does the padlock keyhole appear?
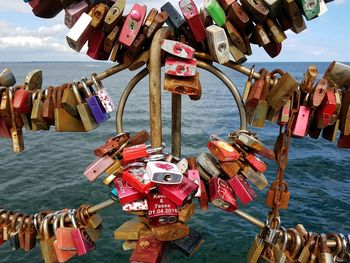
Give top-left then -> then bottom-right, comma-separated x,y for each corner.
164,174 -> 173,182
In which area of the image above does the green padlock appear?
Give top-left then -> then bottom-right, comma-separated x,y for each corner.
204,0 -> 226,27
295,0 -> 320,20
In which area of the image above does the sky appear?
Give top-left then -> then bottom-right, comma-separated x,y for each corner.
0,0 -> 349,62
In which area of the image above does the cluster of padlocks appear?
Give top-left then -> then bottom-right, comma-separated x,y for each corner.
25,0 -> 332,63
244,61 -> 350,148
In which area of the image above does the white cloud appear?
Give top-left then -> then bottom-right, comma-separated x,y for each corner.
0,1 -> 32,14
334,0 -> 345,5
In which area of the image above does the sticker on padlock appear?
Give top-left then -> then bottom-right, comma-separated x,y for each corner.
158,176 -> 198,207
147,193 -> 179,226
122,199 -> 148,212
147,161 -> 183,185
161,39 -> 195,59
122,167 -> 156,194
209,177 -> 238,212
91,73 -> 116,113
123,143 -> 165,162
208,140 -> 240,162
113,177 -> 146,205
118,4 -> 147,47
165,57 -> 197,77
228,174 -> 256,205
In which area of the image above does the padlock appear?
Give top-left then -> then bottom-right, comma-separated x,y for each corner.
209,177 -> 238,212
165,56 -> 197,77
228,174 -> 256,205
267,69 -> 299,112
143,8 -> 158,31
161,2 -> 186,32
241,0 -> 270,23
298,233 -> 318,263
53,214 -> 76,263
114,217 -> 148,240
179,0 -> 207,43
251,70 -> 270,127
81,78 -> 110,123
122,199 -> 148,212
64,1 -> 89,29
178,203 -> 196,224
104,159 -> 122,176
263,38 -> 282,58
109,41 -> 121,62
227,2 -> 254,35
171,228 -> 205,256
91,3 -> 109,28
94,132 -> 130,157
339,89 -> 350,135
164,72 -> 202,96
278,97 -> 291,126
122,167 -> 155,194
292,105 -> 311,137
71,211 -> 96,256
247,234 -> 266,263
272,226 -> 288,263
207,140 -> 240,162
220,161 -> 240,178
9,88 -> 25,153
266,181 -> 290,209
251,24 -> 271,46
228,38 -> 247,64
0,68 -> 16,87
18,215 -> 30,250
147,193 -> 179,226
240,163 -> 268,190
158,176 -> 198,207
265,18 -> 287,43
243,152 -> 267,173
197,152 -> 221,177
113,177 -> 146,205
150,222 -> 190,242
129,236 -> 165,262
246,72 -> 266,123
310,78 -> 327,108
199,179 -> 209,211
42,86 -> 55,126
123,143 -> 164,161
204,0 -> 226,27
91,73 -> 116,113
118,4 -> 146,47
187,161 -> 201,197
217,0 -> 235,11
39,214 -> 59,263
317,234 -> 333,263
263,0 -> 284,18
9,213 -> 23,250
328,88 -> 342,126
13,84 -> 32,114
31,0 -> 63,18
295,0 -> 320,20
102,0 -> 125,33
77,206 -> 103,242
233,132 -> 265,151
225,21 -> 247,54
66,12 -> 93,52
300,65 -> 318,93
71,83 -> 98,132
103,26 -> 120,53
316,89 -> 337,129
206,25 -> 230,64
161,39 -> 195,60
55,211 -> 77,252
144,11 -> 169,40
86,29 -> 110,60
84,155 -> 115,182
24,216 -> 37,251
283,0 -> 307,34
146,161 -> 183,185
175,158 -> 188,175
31,89 -> 49,130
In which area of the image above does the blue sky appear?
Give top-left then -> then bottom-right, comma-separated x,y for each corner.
0,0 -> 348,62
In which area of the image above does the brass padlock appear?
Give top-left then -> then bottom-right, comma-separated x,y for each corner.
31,90 -> 49,131
39,214 -> 58,263
61,83 -> 79,117
9,87 -> 24,153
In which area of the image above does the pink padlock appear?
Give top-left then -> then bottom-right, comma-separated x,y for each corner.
228,174 -> 256,205
84,155 -> 115,182
64,1 -> 89,28
118,4 -> 147,47
292,105 -> 311,137
71,211 -> 96,256
187,170 -> 201,197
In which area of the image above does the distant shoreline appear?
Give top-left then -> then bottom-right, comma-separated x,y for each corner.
1,61 -> 348,63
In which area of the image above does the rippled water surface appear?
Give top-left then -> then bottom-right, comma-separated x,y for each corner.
0,62 -> 349,263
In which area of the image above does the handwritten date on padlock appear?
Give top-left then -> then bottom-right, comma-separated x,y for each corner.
118,4 -> 146,47
208,140 -> 240,162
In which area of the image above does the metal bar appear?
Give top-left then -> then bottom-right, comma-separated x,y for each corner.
171,94 -> 182,157
77,63 -> 129,88
149,27 -> 174,148
87,198 -> 118,214
233,209 -> 265,229
116,68 -> 149,133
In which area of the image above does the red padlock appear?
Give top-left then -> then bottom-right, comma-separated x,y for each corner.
113,177 -> 146,205
158,176 -> 198,207
87,30 -> 110,60
317,89 -> 337,129
122,143 -> 164,162
13,87 -> 32,114
209,177 -> 238,212
147,193 -> 179,226
187,170 -> 201,197
228,174 -> 256,205
122,167 -> 155,194
244,153 -> 267,173
199,179 -> 209,211
118,4 -> 147,47
179,0 -> 206,43
208,140 -> 240,162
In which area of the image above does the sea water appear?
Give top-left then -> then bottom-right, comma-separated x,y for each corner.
0,62 -> 349,263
